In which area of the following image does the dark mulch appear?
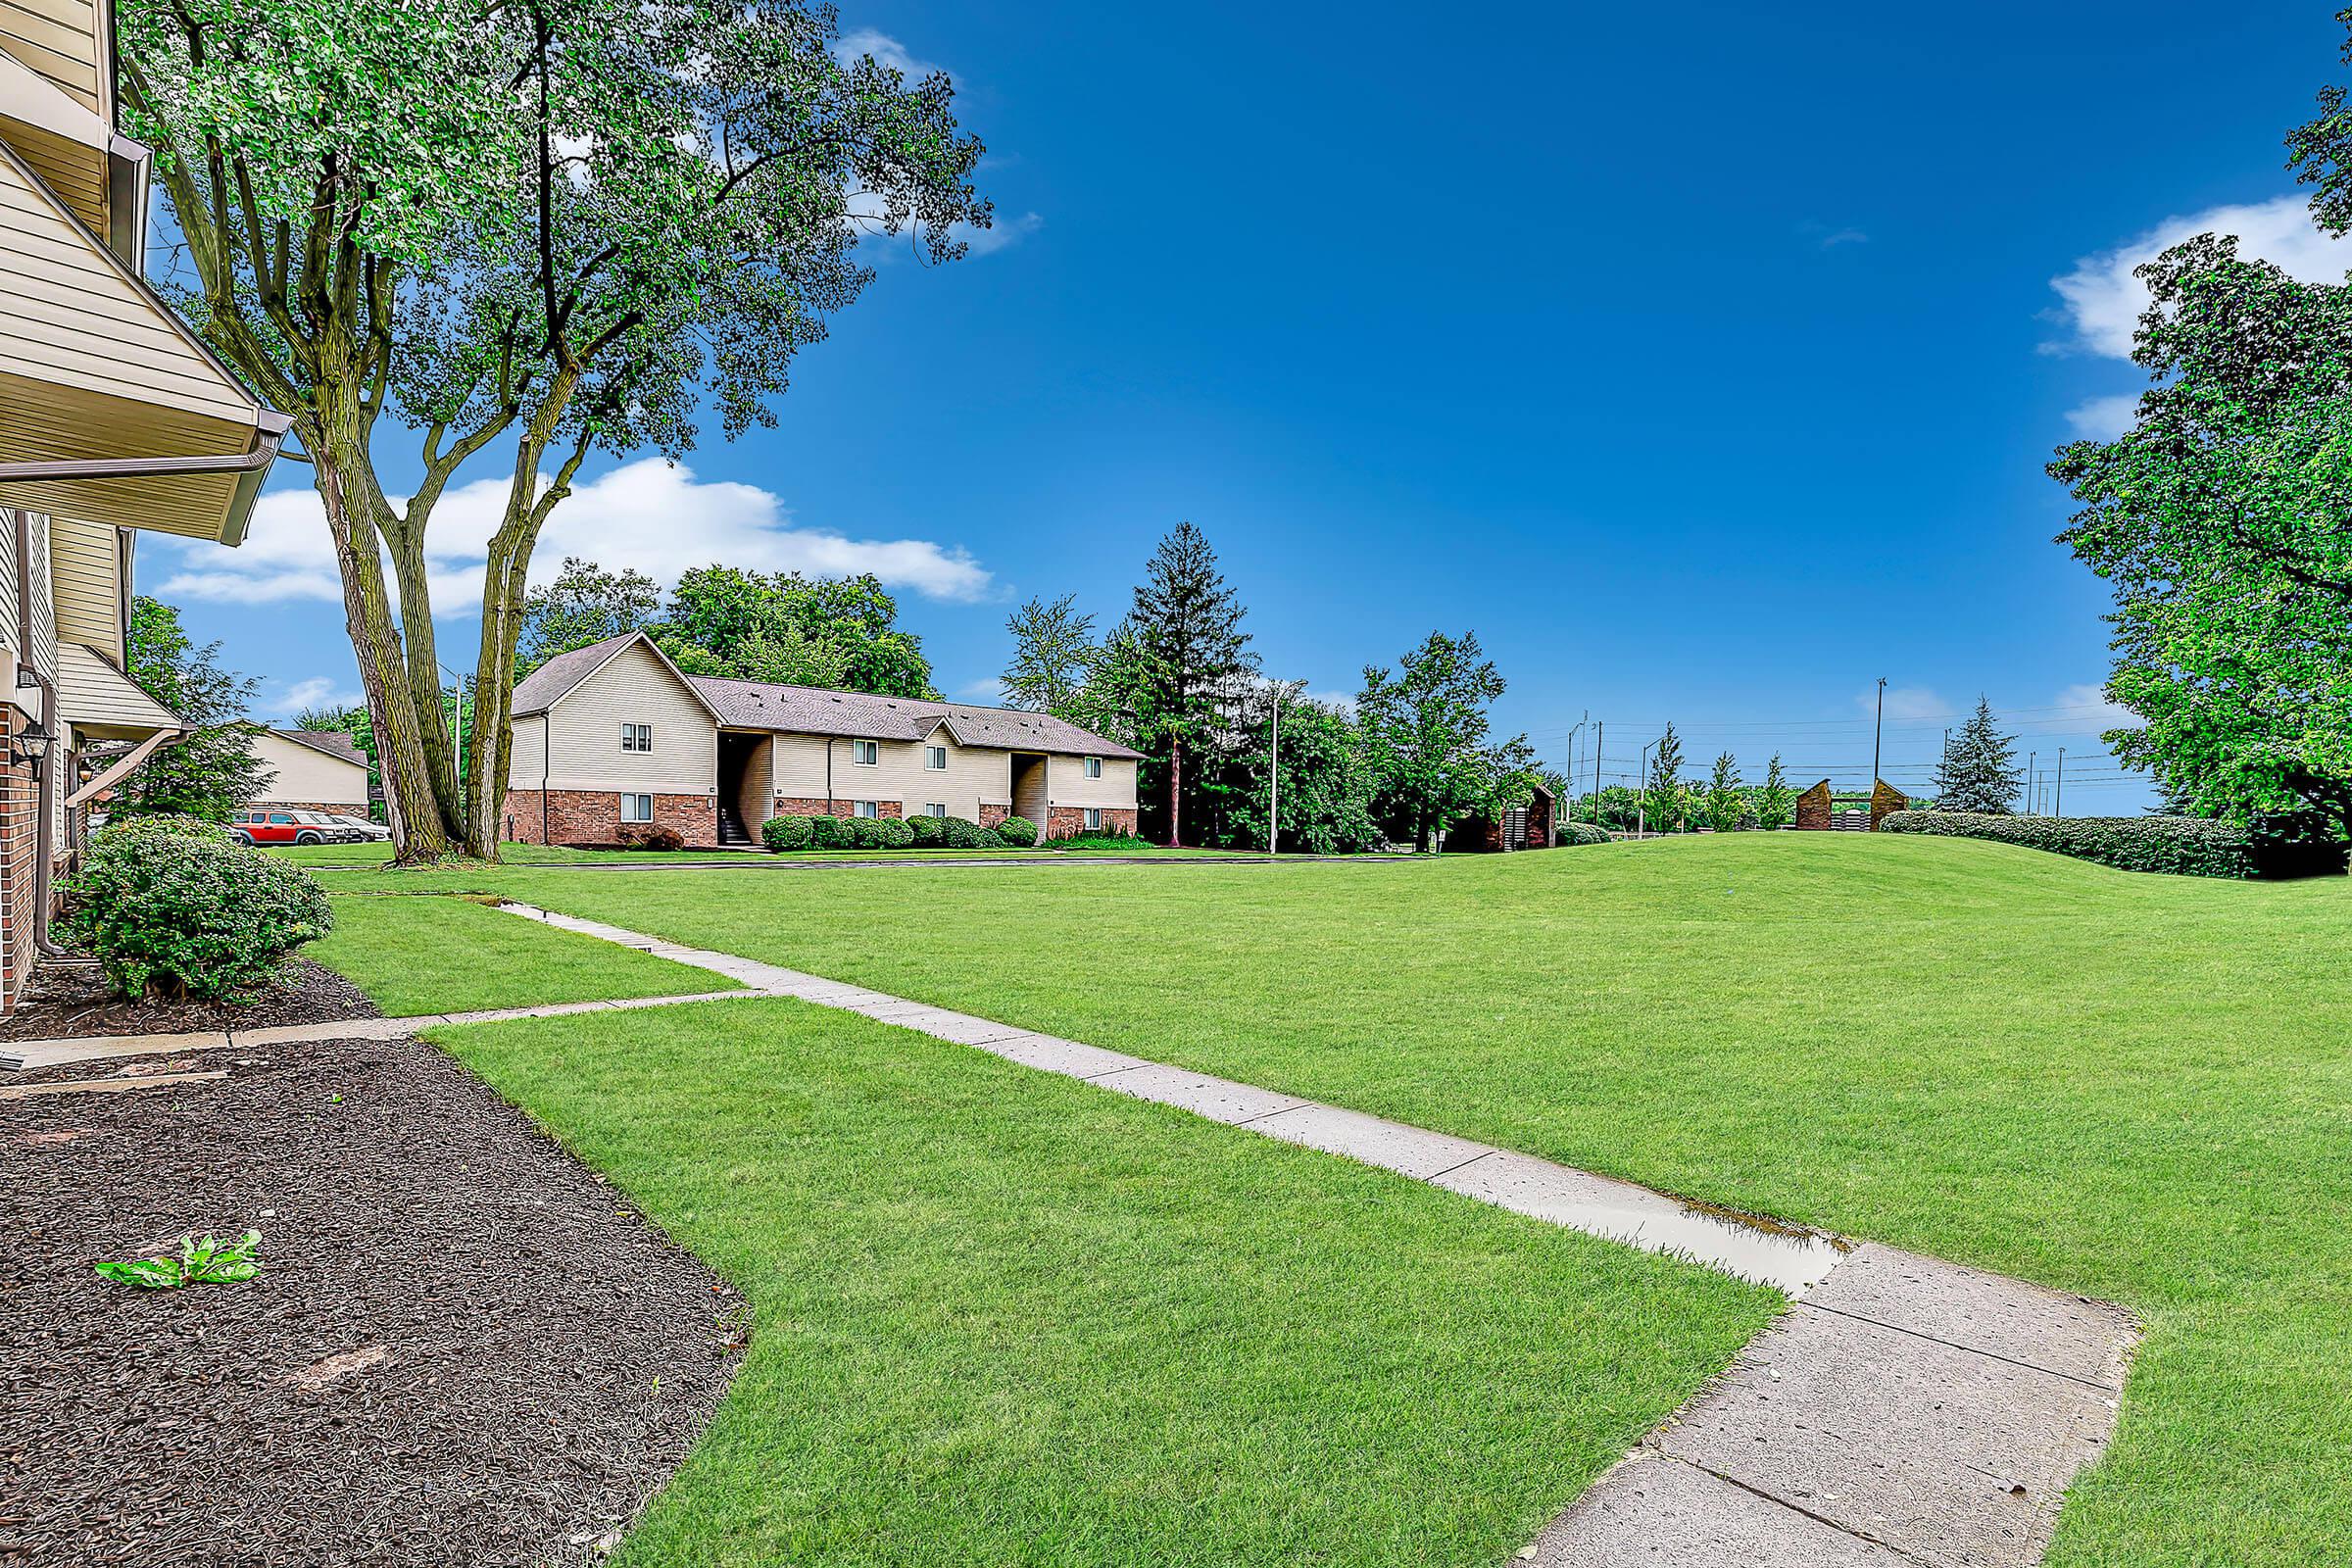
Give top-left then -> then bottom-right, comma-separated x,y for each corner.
0,1035 -> 745,1566
0,958 -> 378,1042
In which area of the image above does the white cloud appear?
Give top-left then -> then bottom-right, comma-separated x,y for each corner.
2053,682 -> 2138,729
955,676 -> 1006,702
2063,393 -> 2141,440
1860,685 -> 1949,721
157,458 -> 995,612
960,210 -> 1044,255
2047,195 -> 2352,360
263,675 -> 363,721
833,28 -> 943,80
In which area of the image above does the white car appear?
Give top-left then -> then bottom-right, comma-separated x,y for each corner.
325,813 -> 393,842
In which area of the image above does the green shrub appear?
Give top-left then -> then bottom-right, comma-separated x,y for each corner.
843,817 -> 888,850
906,813 -> 945,848
1555,822 -> 1613,847
1879,809 -> 2254,878
874,816 -> 916,849
996,815 -> 1040,848
761,814 -> 813,852
940,816 -> 991,850
103,812 -> 234,847
1061,830 -> 1154,851
61,830 -> 332,1000
805,815 -> 850,851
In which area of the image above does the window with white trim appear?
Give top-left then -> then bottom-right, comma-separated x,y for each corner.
851,739 -> 878,765
621,793 -> 654,822
853,800 -> 879,819
925,745 -> 947,770
1083,808 -> 1102,831
620,722 -> 653,752
1083,756 -> 1102,779
923,803 -> 948,817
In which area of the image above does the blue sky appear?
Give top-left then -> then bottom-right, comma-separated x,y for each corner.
150,0 -> 2352,811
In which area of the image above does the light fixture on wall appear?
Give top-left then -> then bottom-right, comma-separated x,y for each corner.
11,720 -> 53,770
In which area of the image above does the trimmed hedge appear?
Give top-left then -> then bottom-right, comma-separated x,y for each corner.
996,815 -> 1040,848
940,816 -> 993,851
62,822 -> 333,999
875,817 -> 916,849
806,815 -> 850,851
906,814 -> 946,848
761,815 -> 813,852
1554,822 -> 1613,847
1878,809 -> 2255,879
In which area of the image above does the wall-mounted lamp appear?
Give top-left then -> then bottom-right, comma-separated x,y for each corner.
11,720 -> 54,769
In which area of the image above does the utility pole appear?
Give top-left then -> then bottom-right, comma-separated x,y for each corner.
1872,675 -> 1887,785
2027,750 -> 2036,815
1592,721 -> 1603,826
2054,748 -> 2065,817
1638,737 -> 1658,837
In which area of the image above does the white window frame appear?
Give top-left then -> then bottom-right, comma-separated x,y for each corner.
620,722 -> 653,753
851,739 -> 878,765
1083,808 -> 1102,831
1083,756 -> 1102,779
853,800 -> 879,819
925,744 -> 948,771
620,793 -> 654,823
924,803 -> 948,817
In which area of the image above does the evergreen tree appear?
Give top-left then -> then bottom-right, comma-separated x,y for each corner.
1935,698 -> 2024,812
120,597 -> 270,821
1125,523 -> 1254,845
1703,751 -> 1746,832
1644,722 -> 1686,831
1752,753 -> 1794,829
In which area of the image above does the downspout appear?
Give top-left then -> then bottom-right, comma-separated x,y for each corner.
541,712 -> 551,845
15,510 -> 64,956
825,738 -> 834,815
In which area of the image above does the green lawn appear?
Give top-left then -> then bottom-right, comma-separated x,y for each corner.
307,894 -> 740,1015
340,835 -> 2352,1566
432,997 -> 1775,1567
270,840 -> 1255,869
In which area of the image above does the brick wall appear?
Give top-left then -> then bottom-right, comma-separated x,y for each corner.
770,796 -> 901,820
979,802 -> 1010,829
504,789 -> 717,847
1045,806 -> 1136,840
1794,779 -> 1834,831
0,707 -> 34,1013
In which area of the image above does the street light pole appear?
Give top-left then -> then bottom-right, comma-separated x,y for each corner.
1592,721 -> 1603,826
1873,675 -> 1887,786
1266,679 -> 1303,855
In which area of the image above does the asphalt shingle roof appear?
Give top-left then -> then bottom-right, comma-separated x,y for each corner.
271,728 -> 368,767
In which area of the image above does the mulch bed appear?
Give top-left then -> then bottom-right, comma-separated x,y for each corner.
0,958 -> 378,1042
0,1034 -> 746,1566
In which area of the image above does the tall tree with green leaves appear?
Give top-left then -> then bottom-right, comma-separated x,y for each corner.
1644,722 -> 1685,832
1356,630 -> 1533,851
1934,698 -> 2023,813
1000,594 -> 1099,712
1124,523 -> 1254,845
653,567 -> 933,696
121,0 -> 989,859
120,598 -> 269,821
1751,753 -> 1794,829
517,558 -> 660,675
1702,752 -> 1746,832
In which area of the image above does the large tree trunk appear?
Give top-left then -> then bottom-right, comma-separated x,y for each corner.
379,520 -> 466,841
1168,733 -> 1183,848
308,433 -> 451,862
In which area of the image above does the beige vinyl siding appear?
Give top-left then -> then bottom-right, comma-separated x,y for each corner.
840,729 -> 1007,815
1048,756 -> 1138,810
539,640 -> 714,794
507,711 -> 548,788
0,0 -> 102,116
47,514 -> 115,656
251,733 -> 368,808
22,505 -> 52,684
770,732 -> 834,801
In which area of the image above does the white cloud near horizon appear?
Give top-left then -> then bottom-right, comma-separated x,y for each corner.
156,458 -> 995,613
2052,681 -> 2137,730
2047,194 -> 2352,360
1859,684 -> 1949,721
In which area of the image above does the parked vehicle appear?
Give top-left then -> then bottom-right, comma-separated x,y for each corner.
230,809 -> 368,847
324,814 -> 393,842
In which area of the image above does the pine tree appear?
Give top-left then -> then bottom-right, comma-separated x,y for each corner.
1703,751 -> 1746,832
1935,698 -> 2024,812
1752,753 -> 1794,829
121,597 -> 269,821
1126,523 -> 1254,845
1644,722 -> 1686,831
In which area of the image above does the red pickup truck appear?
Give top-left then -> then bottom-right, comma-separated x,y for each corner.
230,809 -> 365,846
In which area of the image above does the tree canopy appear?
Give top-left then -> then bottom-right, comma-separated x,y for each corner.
1356,631 -> 1535,852
121,0 -> 988,858
120,598 -> 268,821
1933,698 -> 2023,813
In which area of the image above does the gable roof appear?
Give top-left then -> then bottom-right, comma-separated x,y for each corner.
510,631 -> 719,720
270,728 -> 368,768
687,675 -> 1142,760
